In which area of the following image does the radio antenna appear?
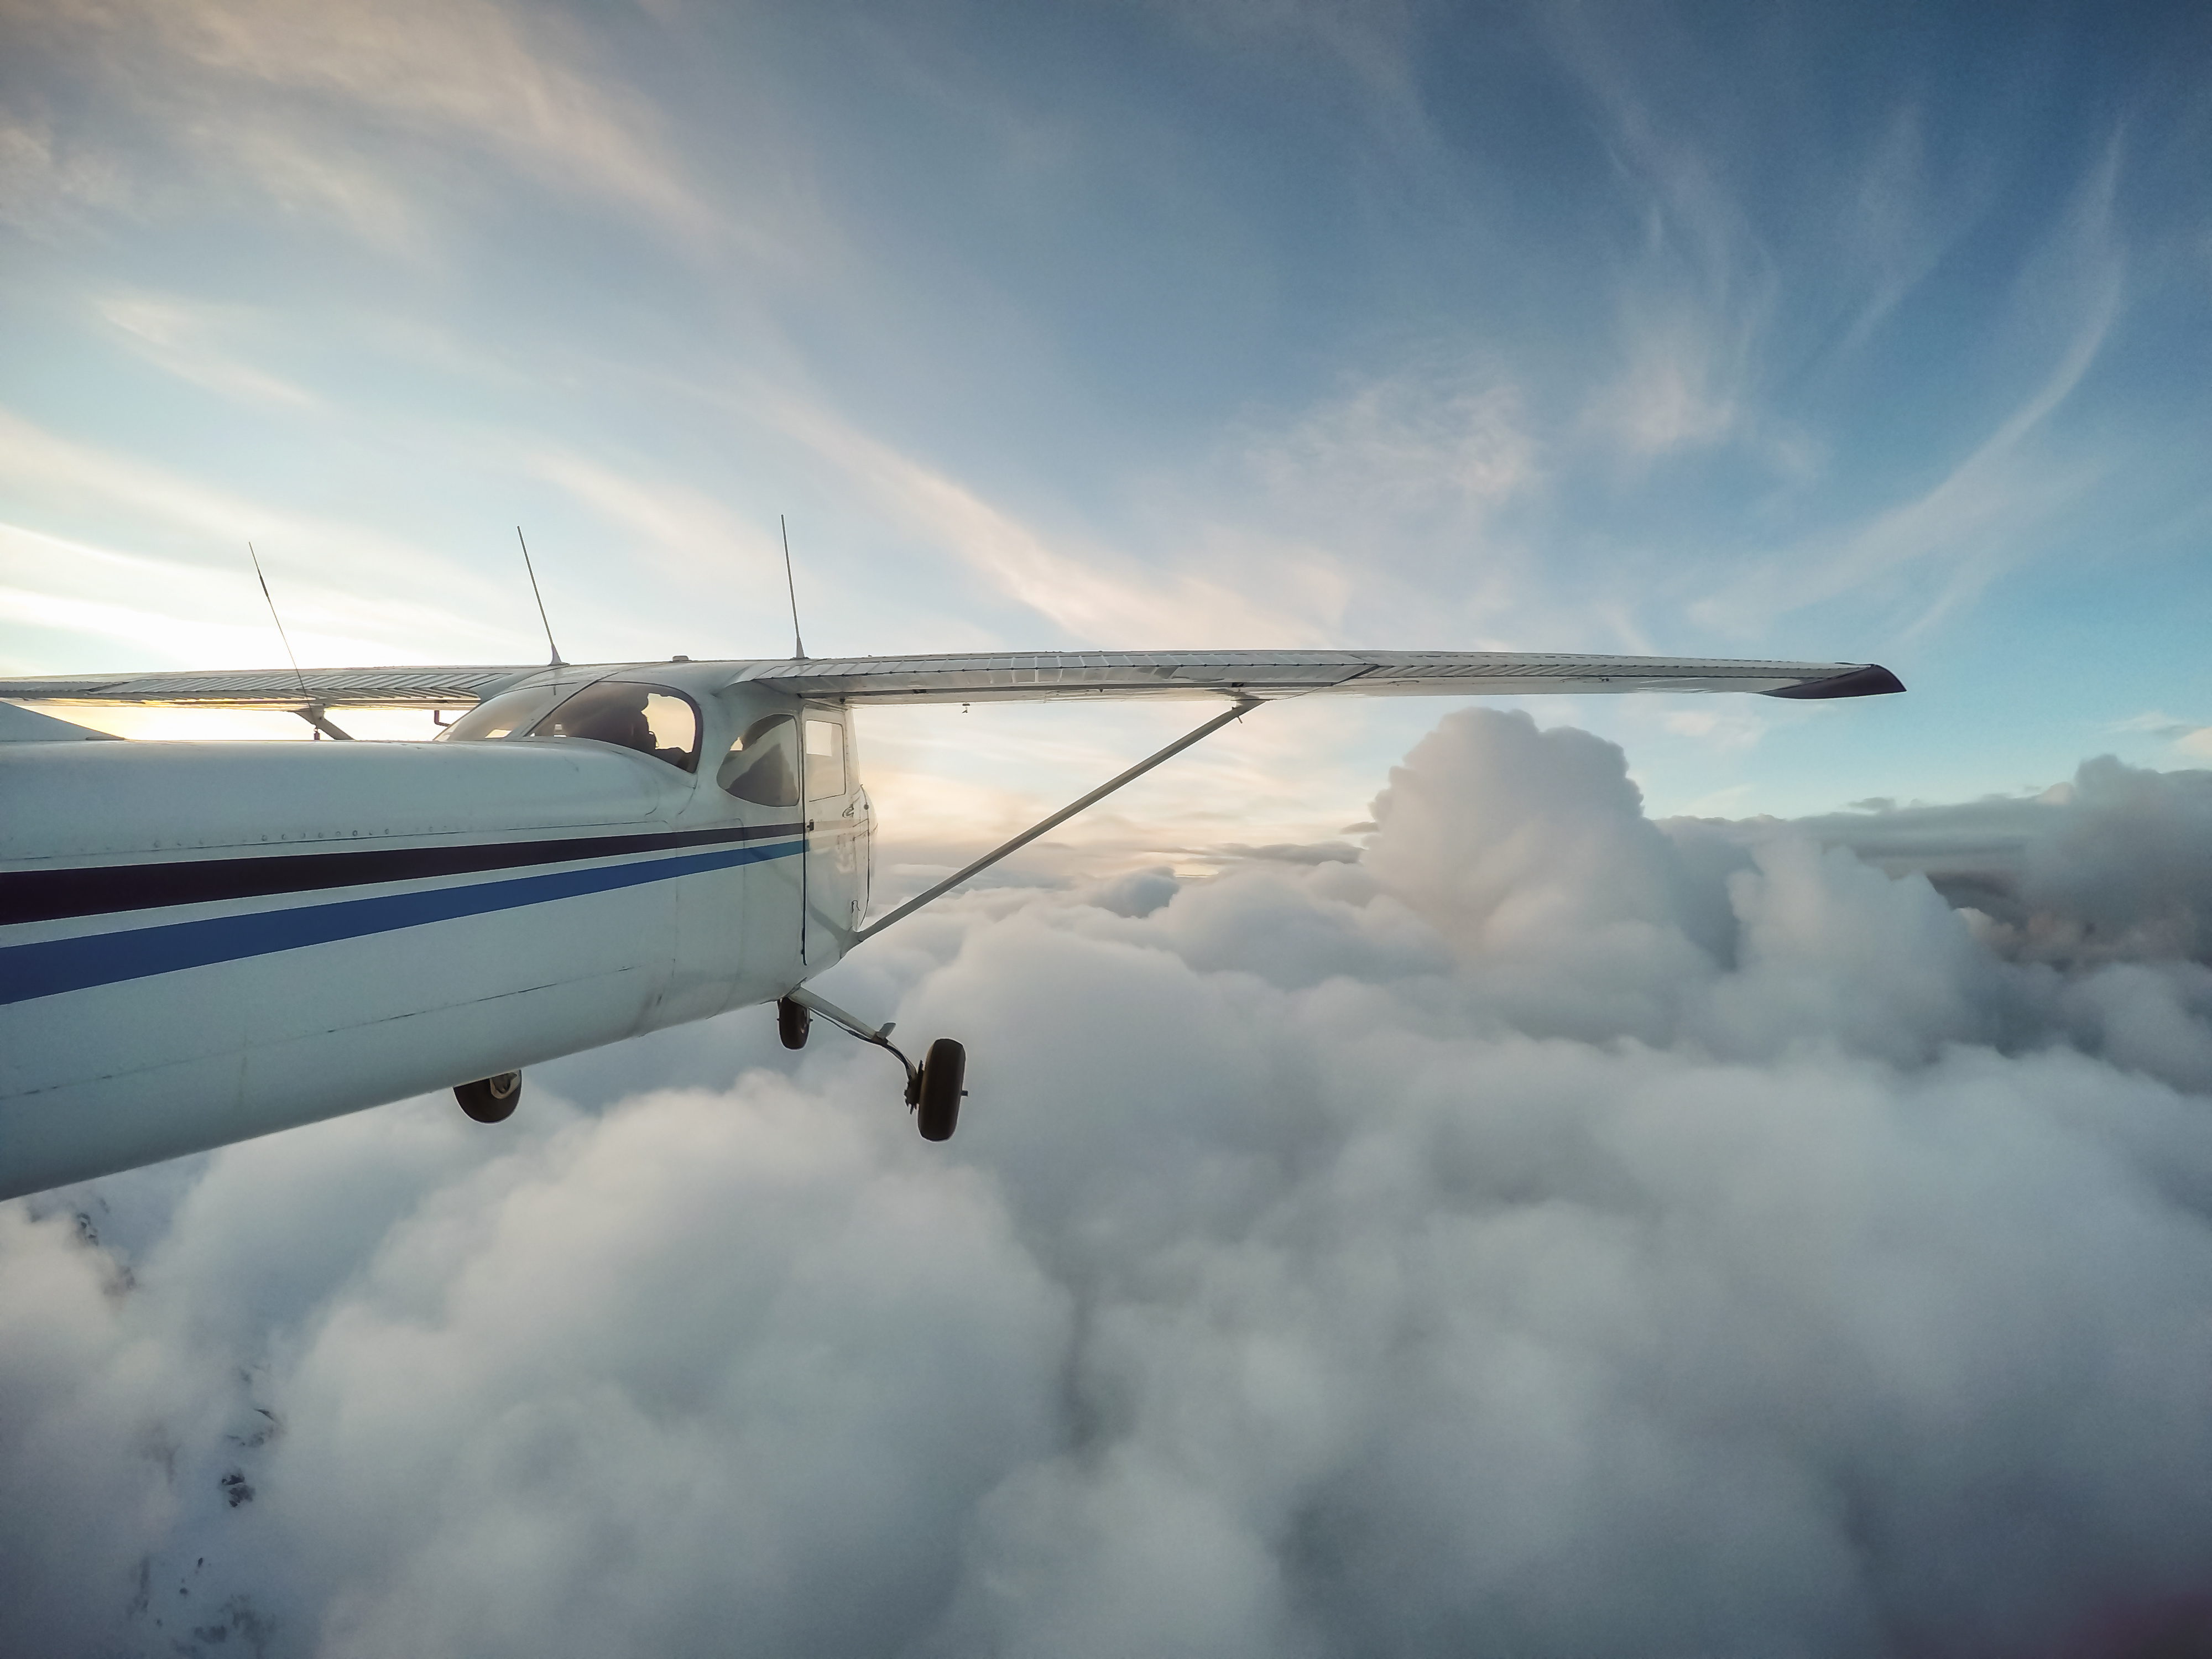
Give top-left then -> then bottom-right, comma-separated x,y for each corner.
248,542 -> 310,703
780,514 -> 807,660
516,526 -> 565,667
251,544 -> 350,739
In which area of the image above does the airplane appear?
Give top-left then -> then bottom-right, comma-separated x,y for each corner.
0,648 -> 1902,1201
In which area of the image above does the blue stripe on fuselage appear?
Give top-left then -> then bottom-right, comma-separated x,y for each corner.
0,839 -> 801,1007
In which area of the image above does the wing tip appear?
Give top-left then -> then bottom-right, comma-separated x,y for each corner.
1763,663 -> 1906,701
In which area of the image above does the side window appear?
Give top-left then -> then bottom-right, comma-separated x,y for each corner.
528,685 -> 700,772
719,714 -> 800,806
805,718 -> 846,800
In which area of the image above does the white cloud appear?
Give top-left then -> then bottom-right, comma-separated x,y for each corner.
9,712 -> 2212,1655
0,1204 -> 217,1652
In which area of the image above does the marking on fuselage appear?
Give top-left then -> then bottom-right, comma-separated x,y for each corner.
0,839 -> 801,1007
0,821 -> 808,926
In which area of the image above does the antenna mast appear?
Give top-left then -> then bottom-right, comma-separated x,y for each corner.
780,514 -> 807,660
516,527 -> 565,667
249,544 -> 351,740
249,542 -> 310,703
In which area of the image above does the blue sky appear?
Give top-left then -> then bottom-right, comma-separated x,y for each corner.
3,0 -> 2209,847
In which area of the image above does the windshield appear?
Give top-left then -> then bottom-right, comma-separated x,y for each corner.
437,683 -> 573,743
527,685 -> 701,771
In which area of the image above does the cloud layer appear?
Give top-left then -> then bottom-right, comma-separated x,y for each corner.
7,710 -> 2212,1657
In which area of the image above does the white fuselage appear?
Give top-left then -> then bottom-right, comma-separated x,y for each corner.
0,671 -> 869,1198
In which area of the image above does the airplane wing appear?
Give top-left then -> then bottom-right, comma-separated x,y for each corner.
0,650 -> 1902,709
732,650 -> 1904,703
0,665 -> 540,708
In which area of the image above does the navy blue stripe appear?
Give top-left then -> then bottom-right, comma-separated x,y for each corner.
0,820 -> 807,927
0,840 -> 801,1006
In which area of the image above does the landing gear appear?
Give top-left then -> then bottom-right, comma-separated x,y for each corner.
777,997 -> 812,1049
778,987 -> 969,1142
455,1071 -> 521,1123
913,1039 -> 966,1142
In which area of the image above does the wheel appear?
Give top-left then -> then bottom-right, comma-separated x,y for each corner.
777,997 -> 811,1050
455,1072 -> 521,1123
915,1039 -> 965,1142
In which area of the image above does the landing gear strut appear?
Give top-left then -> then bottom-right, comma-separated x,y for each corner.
455,1071 -> 521,1123
780,987 -> 968,1141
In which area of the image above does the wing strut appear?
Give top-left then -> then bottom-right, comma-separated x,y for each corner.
293,706 -> 355,742
853,695 -> 1262,946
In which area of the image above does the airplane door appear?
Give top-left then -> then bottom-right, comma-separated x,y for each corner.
801,708 -> 862,964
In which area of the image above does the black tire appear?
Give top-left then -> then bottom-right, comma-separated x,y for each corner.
776,997 -> 812,1050
455,1072 -> 521,1124
915,1039 -> 965,1142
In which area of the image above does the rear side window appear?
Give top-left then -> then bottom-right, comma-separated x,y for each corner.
805,718 -> 846,799
719,714 -> 799,805
529,685 -> 701,772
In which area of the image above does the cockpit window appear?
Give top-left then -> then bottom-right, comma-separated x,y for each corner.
527,685 -> 701,772
718,714 -> 799,805
437,683 -> 572,743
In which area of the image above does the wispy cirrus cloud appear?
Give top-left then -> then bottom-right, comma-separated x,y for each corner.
1689,144 -> 2126,638
96,294 -> 318,409
1105,365 -> 1547,651
772,397 -> 1332,649
0,410 -> 540,667
0,108 -> 131,234
514,445 -> 769,581
1238,372 -> 1538,527
11,0 -> 735,250
1585,316 -> 1747,459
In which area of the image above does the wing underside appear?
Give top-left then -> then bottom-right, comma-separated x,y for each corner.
0,650 -> 1902,709
0,666 -> 539,709
735,650 -> 1903,703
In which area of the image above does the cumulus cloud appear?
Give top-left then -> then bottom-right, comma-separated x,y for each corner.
8,710 -> 2212,1657
1772,756 -> 2212,974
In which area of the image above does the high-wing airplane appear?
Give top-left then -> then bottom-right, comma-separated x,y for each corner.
0,649 -> 1902,1199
